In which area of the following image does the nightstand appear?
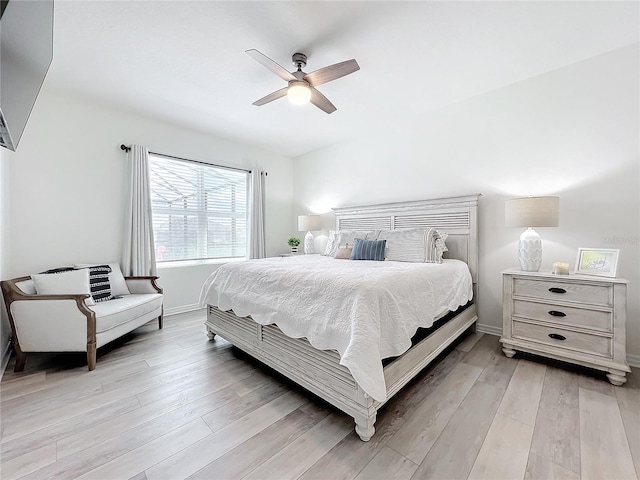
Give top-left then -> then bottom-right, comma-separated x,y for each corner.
500,268 -> 630,385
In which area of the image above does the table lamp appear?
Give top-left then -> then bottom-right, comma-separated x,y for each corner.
505,196 -> 559,272
298,214 -> 322,254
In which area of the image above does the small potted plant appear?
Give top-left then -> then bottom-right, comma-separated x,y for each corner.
288,237 -> 301,254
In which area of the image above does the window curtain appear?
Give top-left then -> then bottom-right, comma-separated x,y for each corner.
248,169 -> 266,259
122,145 -> 157,276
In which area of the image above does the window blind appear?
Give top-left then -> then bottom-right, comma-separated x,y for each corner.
149,154 -> 248,262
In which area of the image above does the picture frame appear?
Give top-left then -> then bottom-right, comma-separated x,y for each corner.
575,248 -> 619,277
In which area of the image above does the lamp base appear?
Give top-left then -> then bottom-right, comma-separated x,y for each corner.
304,231 -> 314,254
518,227 -> 542,272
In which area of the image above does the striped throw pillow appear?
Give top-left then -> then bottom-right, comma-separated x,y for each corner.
350,239 -> 386,261
87,265 -> 114,302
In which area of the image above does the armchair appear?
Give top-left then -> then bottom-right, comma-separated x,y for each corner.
1,273 -> 163,372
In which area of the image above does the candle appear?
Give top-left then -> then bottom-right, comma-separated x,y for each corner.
552,262 -> 570,275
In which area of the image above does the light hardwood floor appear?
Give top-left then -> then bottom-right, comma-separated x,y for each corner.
1,311 -> 638,480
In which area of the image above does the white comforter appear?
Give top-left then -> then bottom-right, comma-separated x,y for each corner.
199,255 -> 473,402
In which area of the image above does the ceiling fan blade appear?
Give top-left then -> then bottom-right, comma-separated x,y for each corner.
246,49 -> 296,82
309,87 -> 337,114
252,87 -> 288,106
304,59 -> 360,87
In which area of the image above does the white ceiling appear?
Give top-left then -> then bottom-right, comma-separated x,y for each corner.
48,1 -> 639,158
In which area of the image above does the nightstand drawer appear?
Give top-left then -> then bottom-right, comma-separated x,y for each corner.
512,320 -> 611,358
513,278 -> 612,307
513,299 -> 612,332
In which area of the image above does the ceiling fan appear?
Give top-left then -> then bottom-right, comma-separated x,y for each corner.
246,49 -> 360,114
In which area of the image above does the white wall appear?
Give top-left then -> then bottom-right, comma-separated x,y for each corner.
293,45 -> 640,358
4,86 -> 294,318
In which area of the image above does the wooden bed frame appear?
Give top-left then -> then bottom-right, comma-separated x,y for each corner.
205,194 -> 480,441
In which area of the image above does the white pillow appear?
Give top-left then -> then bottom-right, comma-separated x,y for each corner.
377,228 -> 447,263
31,269 -> 95,306
74,262 -> 130,296
106,263 -> 131,296
324,230 -> 379,257
15,280 -> 36,295
337,230 -> 379,247
323,231 -> 339,256
435,232 -> 449,260
378,228 -> 427,262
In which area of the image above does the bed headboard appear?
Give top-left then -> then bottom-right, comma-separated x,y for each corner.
333,194 -> 480,284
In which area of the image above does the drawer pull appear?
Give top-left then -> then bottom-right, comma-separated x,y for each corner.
549,287 -> 567,294
548,310 -> 566,317
548,333 -> 566,341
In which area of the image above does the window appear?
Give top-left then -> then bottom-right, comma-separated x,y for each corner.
149,154 -> 248,263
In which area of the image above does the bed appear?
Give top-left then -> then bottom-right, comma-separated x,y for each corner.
199,194 -> 480,441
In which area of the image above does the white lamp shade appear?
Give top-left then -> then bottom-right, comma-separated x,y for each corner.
505,196 -> 559,228
288,81 -> 311,105
298,214 -> 321,232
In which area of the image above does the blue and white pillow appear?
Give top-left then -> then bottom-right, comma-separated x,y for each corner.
350,239 -> 386,261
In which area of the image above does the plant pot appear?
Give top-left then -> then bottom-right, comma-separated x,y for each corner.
290,246 -> 298,254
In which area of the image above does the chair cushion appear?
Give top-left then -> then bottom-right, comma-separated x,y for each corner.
90,294 -> 162,333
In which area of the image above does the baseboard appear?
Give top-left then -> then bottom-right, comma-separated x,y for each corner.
164,304 -> 204,317
476,323 -> 502,337
627,353 -> 640,368
1,339 -> 12,380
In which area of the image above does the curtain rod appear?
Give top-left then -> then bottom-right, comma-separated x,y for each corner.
120,144 -> 267,176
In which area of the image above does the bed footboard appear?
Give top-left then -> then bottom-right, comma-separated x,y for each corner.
205,307 -> 375,439
205,304 -> 477,441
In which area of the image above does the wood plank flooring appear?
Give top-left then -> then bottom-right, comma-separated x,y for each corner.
1,311 -> 638,480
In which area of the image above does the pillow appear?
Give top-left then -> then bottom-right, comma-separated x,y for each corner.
15,280 -> 36,295
364,230 -> 381,241
85,265 -> 114,303
350,239 -> 386,261
338,230 -> 379,248
324,230 -> 379,257
378,227 -> 446,263
377,228 -> 427,262
75,262 -> 130,296
432,231 -> 449,262
323,231 -> 340,256
31,268 -> 95,306
333,245 -> 353,260
107,263 -> 131,296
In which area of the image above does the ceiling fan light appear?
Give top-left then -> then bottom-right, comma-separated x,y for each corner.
287,81 -> 311,105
